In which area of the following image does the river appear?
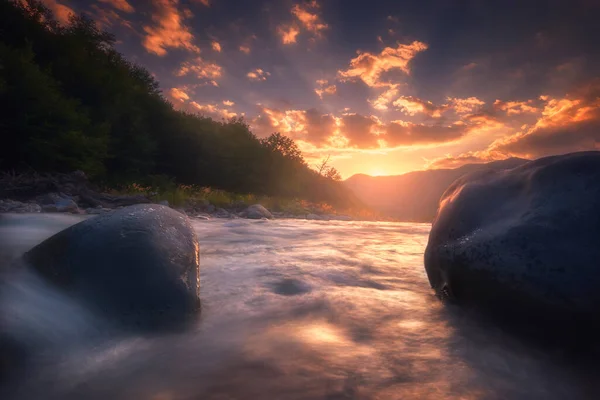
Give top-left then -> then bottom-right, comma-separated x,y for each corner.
0,214 -> 598,399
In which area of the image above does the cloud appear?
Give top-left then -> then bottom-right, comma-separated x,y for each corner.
337,41 -> 428,87
339,113 -> 381,148
176,57 -> 222,85
169,87 -> 190,102
222,100 -> 235,106
211,40 -> 222,52
37,0 -> 74,24
277,0 -> 328,45
314,79 -> 337,99
493,99 -> 540,115
491,84 -> 600,158
143,0 -> 199,56
247,68 -> 270,81
277,24 -> 300,44
251,106 -> 337,145
191,102 -> 238,120
446,97 -> 485,115
385,120 -> 468,146
291,1 -> 328,37
194,0 -> 211,6
426,151 -> 506,169
89,4 -> 133,29
98,0 -> 134,13
369,85 -> 399,111
393,96 -> 447,117
239,45 -> 251,54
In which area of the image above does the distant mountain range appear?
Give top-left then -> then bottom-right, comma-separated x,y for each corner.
344,158 -> 529,222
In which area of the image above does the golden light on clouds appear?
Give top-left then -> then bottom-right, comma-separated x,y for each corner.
338,41 -> 428,87
278,24 -> 300,44
247,68 -> 270,81
315,79 -> 337,99
393,96 -> 445,117
446,97 -> 485,115
38,0 -> 75,24
143,0 -> 200,56
291,2 -> 328,37
211,40 -> 222,52
177,57 -> 223,86
98,0 -> 134,13
169,87 -> 190,102
191,102 -> 238,119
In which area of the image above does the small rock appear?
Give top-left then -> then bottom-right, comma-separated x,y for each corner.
195,213 -> 211,220
0,200 -> 42,213
305,213 -> 323,220
213,208 -> 230,218
242,204 -> 274,220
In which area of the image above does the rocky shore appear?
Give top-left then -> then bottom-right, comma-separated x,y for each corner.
0,171 -> 355,222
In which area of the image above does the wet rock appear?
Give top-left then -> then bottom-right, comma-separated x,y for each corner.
37,193 -> 79,213
21,204 -> 201,332
242,204 -> 273,220
424,151 -> 600,340
213,208 -> 231,218
0,200 -> 41,213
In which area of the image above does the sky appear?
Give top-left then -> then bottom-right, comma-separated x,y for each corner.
41,0 -> 600,178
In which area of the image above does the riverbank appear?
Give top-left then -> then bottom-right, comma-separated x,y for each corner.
0,171 -> 388,222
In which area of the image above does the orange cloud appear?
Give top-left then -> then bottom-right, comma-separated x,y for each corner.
369,85 -> 399,111
247,68 -> 270,81
277,24 -> 300,44
337,41 -> 428,87
277,1 -> 328,45
314,79 -> 337,99
177,57 -> 222,85
239,45 -> 251,54
491,85 -> 600,158
211,40 -> 222,52
194,0 -> 211,5
340,113 -> 382,148
191,102 -> 238,120
143,0 -> 199,56
98,0 -> 134,13
447,97 -> 485,115
291,2 -> 328,37
393,96 -> 447,117
222,100 -> 235,106
169,87 -> 190,102
385,120 -> 468,146
493,99 -> 539,115
38,0 -> 74,24
426,151 -> 508,169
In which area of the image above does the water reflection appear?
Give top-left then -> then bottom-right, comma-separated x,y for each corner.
0,216 -> 598,399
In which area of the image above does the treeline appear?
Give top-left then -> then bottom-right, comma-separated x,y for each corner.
0,0 -> 360,208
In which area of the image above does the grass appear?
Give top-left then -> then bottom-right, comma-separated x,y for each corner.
109,181 -> 384,219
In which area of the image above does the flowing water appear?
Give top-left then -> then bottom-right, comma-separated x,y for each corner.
0,214 -> 598,399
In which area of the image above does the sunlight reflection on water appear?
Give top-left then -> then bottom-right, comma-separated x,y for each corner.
1,215 -> 599,399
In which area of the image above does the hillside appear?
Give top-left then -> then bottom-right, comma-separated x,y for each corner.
344,158 -> 529,222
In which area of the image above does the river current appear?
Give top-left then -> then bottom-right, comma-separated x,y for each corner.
0,214 -> 598,399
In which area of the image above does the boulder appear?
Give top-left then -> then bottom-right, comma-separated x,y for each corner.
37,192 -> 79,213
242,204 -> 274,220
21,204 -> 201,332
158,200 -> 170,207
213,208 -> 231,218
424,151 -> 600,339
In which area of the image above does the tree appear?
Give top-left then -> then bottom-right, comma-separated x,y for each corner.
315,155 -> 342,181
259,132 -> 305,164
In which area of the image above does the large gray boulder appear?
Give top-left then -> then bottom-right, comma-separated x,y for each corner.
21,204 -> 201,332
424,151 -> 600,337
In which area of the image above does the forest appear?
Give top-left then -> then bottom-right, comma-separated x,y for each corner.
0,0 -> 360,209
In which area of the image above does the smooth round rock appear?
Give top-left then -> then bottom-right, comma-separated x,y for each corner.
424,151 -> 600,338
22,204 -> 201,332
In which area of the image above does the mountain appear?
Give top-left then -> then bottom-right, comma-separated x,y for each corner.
344,158 -> 529,222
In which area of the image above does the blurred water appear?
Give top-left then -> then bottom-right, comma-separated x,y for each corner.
0,214 -> 598,399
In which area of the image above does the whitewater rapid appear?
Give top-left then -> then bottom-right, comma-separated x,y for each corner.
0,214 -> 598,399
